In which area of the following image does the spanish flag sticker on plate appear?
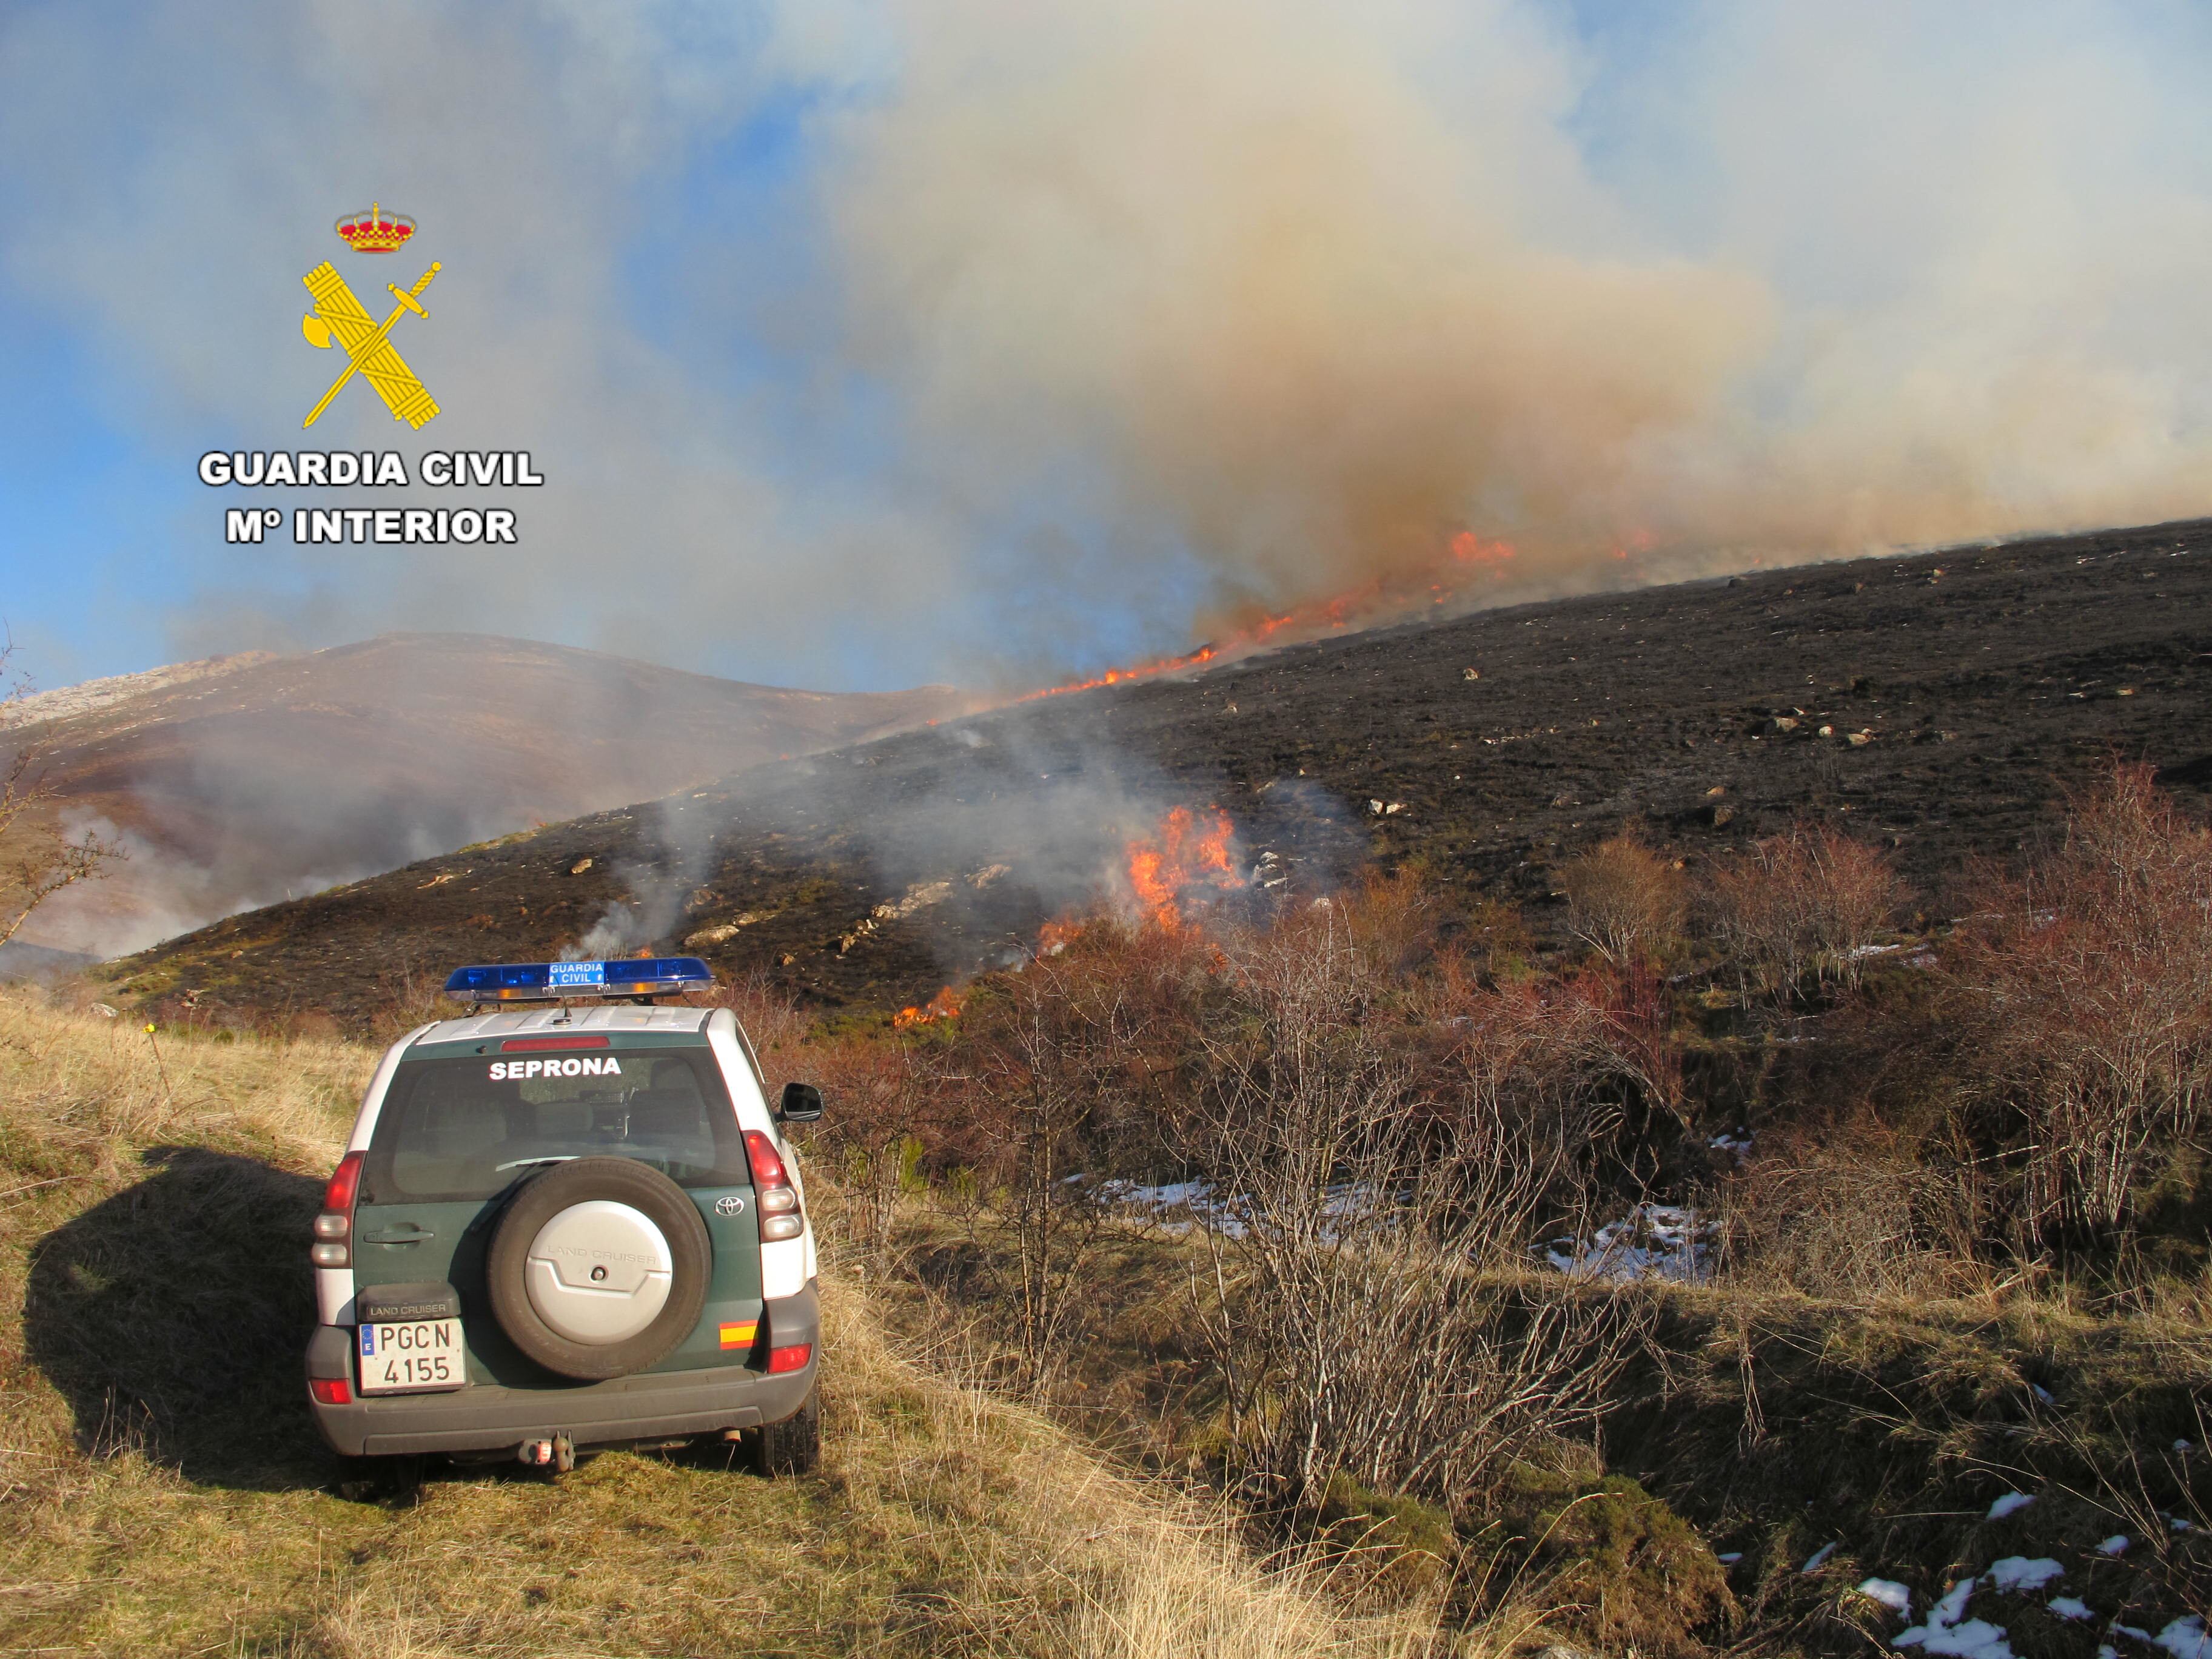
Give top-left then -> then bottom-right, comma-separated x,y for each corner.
719,1321 -> 759,1350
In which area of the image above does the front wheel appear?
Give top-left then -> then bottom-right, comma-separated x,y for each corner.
755,1385 -> 819,1478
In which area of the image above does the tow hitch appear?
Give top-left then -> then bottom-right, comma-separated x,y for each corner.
518,1435 -> 575,1473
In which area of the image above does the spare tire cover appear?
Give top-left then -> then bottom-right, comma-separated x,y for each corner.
487,1157 -> 711,1381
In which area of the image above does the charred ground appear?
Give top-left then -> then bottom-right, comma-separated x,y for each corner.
107,517 -> 2212,1025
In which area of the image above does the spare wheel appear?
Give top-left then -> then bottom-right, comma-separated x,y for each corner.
487,1157 -> 711,1381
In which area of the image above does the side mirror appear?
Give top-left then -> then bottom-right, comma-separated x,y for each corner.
777,1081 -> 825,1123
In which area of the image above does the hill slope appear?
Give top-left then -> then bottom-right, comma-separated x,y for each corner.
109,517 -> 2212,1024
3,634 -> 968,961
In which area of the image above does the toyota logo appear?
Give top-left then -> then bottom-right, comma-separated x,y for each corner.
715,1195 -> 746,1216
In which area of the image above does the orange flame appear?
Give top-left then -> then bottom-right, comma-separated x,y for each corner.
1036,917 -> 1083,957
1020,528 -> 1520,701
893,985 -> 965,1028
1125,806 -> 1246,931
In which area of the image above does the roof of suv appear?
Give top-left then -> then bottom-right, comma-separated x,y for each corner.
407,1004 -> 716,1047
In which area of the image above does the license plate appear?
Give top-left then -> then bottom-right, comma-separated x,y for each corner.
357,1317 -> 468,1394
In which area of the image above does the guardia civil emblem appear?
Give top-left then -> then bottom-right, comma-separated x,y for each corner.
300,204 -> 441,430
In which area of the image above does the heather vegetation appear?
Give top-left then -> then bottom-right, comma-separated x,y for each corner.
756,762 -> 2212,1655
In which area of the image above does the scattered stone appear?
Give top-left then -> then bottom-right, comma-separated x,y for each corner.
1706,785 -> 1728,797
1768,716 -> 1801,734
872,880 -> 953,921
568,857 -> 593,876
1463,667 -> 1482,680
1818,724 -> 1836,738
1848,731 -> 1874,746
1712,804 -> 1735,828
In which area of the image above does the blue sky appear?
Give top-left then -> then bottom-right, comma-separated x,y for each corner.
4,1 -> 2210,695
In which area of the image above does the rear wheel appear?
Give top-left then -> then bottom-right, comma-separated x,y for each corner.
754,1384 -> 819,1477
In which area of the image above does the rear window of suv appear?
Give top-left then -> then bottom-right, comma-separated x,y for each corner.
363,1048 -> 745,1202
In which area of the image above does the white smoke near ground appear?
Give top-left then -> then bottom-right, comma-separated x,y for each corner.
5,1 -> 2211,685
567,794 -> 726,960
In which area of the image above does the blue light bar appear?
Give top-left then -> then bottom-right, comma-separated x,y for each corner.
442,957 -> 715,1002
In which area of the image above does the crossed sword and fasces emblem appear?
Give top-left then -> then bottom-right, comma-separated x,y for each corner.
300,261 -> 442,429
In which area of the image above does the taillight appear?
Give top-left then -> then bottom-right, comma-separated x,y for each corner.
309,1376 -> 352,1406
311,1151 -> 363,1269
766,1342 -> 813,1375
743,1130 -> 805,1242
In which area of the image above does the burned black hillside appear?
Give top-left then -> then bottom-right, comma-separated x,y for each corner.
108,517 -> 2212,1025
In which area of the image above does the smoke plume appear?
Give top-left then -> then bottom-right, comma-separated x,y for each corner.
5,2 -> 2210,686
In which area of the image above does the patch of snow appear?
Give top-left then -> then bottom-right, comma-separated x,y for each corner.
1709,1130 -> 1754,1160
2177,1439 -> 2194,1454
2049,1599 -> 2093,1621
2099,1537 -> 2130,1556
2158,1618 -> 2212,1659
1803,1541 -> 1838,1572
1861,1578 -> 1913,1615
2115,1626 -> 2155,1643
1986,1492 -> 2036,1521
1986,1558 -> 2062,1594
1897,1582 -> 2013,1659
1538,1202 -> 1715,1284
1717,1552 -> 1743,1564
2032,1385 -> 2056,1405
2105,1647 -> 2123,1659
2170,1515 -> 2194,1533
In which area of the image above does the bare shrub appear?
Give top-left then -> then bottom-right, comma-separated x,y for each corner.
1705,822 -> 1902,1002
805,1037 -> 941,1269
1560,832 -> 1686,967
1184,900 -> 1647,1513
950,924 -> 1212,1390
1945,763 -> 2212,1243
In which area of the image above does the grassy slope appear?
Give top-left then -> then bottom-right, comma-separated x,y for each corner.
874,1210 -> 2212,1658
0,993 -> 1432,1659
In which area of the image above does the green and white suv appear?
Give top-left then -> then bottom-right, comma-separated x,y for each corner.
304,957 -> 823,1478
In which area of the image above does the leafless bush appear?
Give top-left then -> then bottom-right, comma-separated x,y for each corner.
1184,902 -> 1648,1513
805,1037 -> 940,1269
1561,832 -> 1686,967
953,933 -> 1202,1392
1945,763 -> 2212,1243
1705,822 -> 1901,1002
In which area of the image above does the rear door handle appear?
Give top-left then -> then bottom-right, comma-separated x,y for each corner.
361,1226 -> 436,1244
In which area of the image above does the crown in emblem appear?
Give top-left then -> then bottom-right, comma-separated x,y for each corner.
335,203 -> 416,254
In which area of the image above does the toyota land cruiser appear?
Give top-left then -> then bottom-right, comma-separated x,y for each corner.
303,957 -> 823,1479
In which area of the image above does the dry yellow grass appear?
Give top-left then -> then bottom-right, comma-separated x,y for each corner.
0,988 -> 1445,1658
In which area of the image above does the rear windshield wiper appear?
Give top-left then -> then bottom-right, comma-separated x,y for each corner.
494,1155 -> 579,1173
